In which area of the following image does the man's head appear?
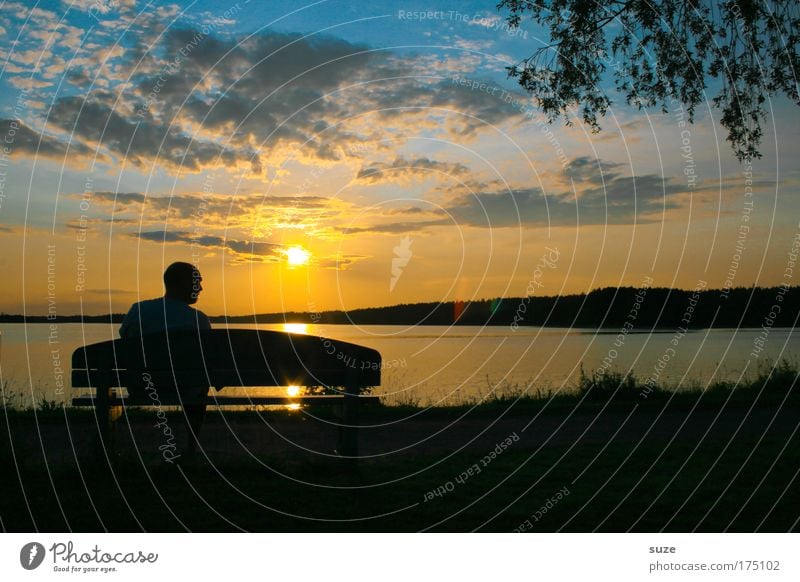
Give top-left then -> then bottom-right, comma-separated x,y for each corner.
163,262 -> 203,304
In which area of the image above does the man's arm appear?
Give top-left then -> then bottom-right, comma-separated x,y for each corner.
119,303 -> 141,338
197,309 -> 212,331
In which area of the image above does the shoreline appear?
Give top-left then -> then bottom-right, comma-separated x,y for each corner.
1,320 -> 797,331
3,283 -> 799,328
4,358 -> 797,412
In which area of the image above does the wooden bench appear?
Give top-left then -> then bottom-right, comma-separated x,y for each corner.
71,329 -> 381,458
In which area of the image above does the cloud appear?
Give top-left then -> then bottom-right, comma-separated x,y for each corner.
338,157 -> 689,232
355,156 -> 471,184
384,206 -> 442,216
317,254 -> 370,269
133,229 -> 284,263
66,0 -> 137,15
4,9 -> 535,175
0,2 -> 97,96
67,152 -> 688,244
68,188 -> 375,262
89,192 -> 146,205
467,15 -> 503,29
82,288 -> 137,296
447,170 -> 684,228
341,218 -> 451,235
563,156 -> 624,185
38,24 -> 392,172
103,26 -> 383,169
132,229 -> 366,268
88,190 -> 315,213
361,75 -> 528,136
80,190 -> 348,237
0,119 -> 94,159
47,97 -> 262,174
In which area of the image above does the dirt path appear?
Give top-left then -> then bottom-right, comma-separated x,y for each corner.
7,402 -> 795,467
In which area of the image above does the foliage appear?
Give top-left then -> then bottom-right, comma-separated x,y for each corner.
37,396 -> 64,412
749,357 -> 799,395
0,381 -> 17,410
497,0 -> 800,161
303,384 -> 374,396
577,365 -> 651,400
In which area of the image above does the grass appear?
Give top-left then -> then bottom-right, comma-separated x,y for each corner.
577,358 -> 800,401
0,423 -> 796,532
376,358 -> 800,410
2,358 -> 797,413
1,379 -> 66,412
366,358 -> 798,420
0,360 -> 797,532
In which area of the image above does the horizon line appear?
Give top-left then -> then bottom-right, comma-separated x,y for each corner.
2,283 -> 794,320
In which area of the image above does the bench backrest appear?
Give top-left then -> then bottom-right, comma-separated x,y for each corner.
71,329 -> 381,390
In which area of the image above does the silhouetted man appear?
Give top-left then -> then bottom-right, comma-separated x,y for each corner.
120,262 -> 211,337
119,262 -> 211,458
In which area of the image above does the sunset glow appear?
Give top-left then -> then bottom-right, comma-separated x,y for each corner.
285,246 -> 311,267
0,0 -> 795,320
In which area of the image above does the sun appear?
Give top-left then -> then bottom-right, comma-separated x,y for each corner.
285,245 -> 310,266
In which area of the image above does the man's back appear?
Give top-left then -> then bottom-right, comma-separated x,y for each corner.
119,297 -> 211,338
118,262 -> 212,457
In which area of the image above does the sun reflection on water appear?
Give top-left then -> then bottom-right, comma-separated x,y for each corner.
282,322 -> 309,334
285,384 -> 302,411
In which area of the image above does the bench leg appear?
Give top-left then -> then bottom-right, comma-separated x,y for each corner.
95,372 -> 116,460
339,384 -> 360,458
183,401 -> 207,456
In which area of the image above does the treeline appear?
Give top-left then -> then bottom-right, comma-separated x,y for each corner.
2,286 -> 797,328
221,285 -> 799,329
0,313 -> 124,323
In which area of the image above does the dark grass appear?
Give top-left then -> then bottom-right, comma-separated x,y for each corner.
0,421 -> 796,532
0,360 -> 797,532
2,358 -> 797,416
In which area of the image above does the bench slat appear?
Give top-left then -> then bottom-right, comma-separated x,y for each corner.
71,329 -> 381,388
71,368 -> 372,389
71,395 -> 380,407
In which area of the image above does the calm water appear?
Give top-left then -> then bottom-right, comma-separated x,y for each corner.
1,323 -> 797,407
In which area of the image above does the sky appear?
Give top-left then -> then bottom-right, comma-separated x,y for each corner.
1,0 -> 799,317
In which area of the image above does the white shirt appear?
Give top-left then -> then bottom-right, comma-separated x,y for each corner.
119,297 -> 212,338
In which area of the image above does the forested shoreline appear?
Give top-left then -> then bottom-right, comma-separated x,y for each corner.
3,285 -> 797,329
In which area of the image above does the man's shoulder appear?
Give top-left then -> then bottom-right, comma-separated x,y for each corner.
120,297 -> 210,336
166,299 -> 211,327
189,306 -> 212,327
127,298 -> 165,310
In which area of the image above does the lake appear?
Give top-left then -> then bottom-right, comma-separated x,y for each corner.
0,322 -> 797,407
